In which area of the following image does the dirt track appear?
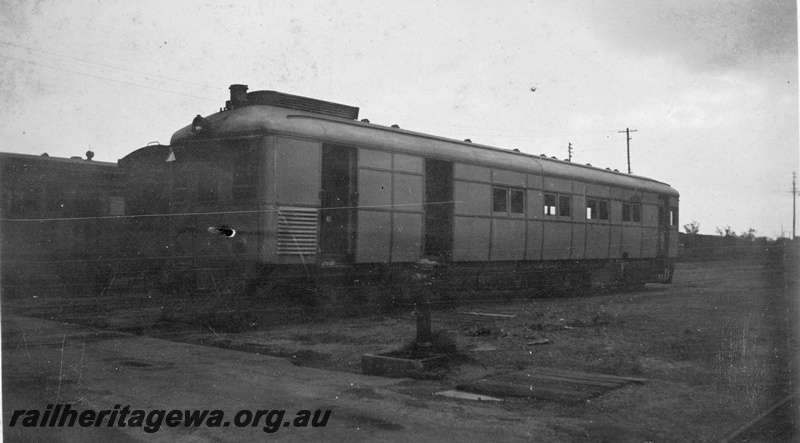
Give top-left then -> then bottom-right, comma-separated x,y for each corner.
5,254 -> 798,441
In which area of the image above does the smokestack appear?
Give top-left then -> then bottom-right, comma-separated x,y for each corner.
227,84 -> 249,109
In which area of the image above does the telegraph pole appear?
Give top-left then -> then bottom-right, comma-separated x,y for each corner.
567,142 -> 573,162
618,128 -> 638,174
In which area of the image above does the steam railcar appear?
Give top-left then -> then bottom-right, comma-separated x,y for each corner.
120,85 -> 679,296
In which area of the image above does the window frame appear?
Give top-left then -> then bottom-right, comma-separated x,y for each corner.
492,186 -> 525,216
586,197 -> 609,221
544,192 -> 572,218
558,195 -> 571,218
509,188 -> 525,215
670,207 -> 679,227
492,187 -> 508,213
544,193 -> 557,216
622,202 -> 642,223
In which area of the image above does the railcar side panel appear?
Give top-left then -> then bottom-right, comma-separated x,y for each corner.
454,163 -> 491,182
669,228 -> 679,258
621,226 -> 642,258
356,210 -> 391,263
353,148 -> 427,264
527,174 -> 544,198
526,188 -> 544,220
585,222 -> 611,259
608,224 -> 623,259
392,172 -> 423,212
394,153 -> 423,174
606,196 -> 621,259
1,152 -> 137,297
641,226 -> 659,257
358,169 -> 392,209
542,221 -> 572,260
355,148 -> 427,264
454,181 -> 490,216
544,177 -> 571,194
275,137 -> 320,207
453,216 -> 490,261
641,192 -> 660,206
492,169 -> 526,188
525,220 -> 544,260
490,218 -> 526,261
642,204 -> 659,227
641,196 -> 660,255
391,212 -> 422,262
586,183 -> 611,198
571,221 -> 587,259
359,148 -> 391,169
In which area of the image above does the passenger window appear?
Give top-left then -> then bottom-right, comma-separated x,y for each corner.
545,193 -> 570,218
558,195 -> 571,217
622,203 -> 642,223
544,194 -> 557,215
586,198 -> 609,220
670,207 -> 678,226
623,202 -> 640,222
599,200 -> 609,220
586,199 -> 597,219
492,187 -> 508,213
494,186 -> 524,215
510,189 -> 524,214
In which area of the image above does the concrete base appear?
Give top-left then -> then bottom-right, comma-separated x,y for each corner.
361,352 -> 450,378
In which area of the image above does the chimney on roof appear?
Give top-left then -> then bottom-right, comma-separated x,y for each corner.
227,84 -> 249,110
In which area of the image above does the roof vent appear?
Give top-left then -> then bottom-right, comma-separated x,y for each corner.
244,90 -> 359,119
361,119 -> 370,123
391,124 -> 400,128
513,149 -> 520,152
464,139 -> 472,143
586,163 -> 592,166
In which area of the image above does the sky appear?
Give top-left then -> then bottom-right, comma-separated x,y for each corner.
0,0 -> 797,238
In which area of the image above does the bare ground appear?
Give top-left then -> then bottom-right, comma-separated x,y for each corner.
5,255 -> 798,441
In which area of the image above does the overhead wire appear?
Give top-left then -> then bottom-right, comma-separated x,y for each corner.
0,53 -> 219,102
0,40 -> 225,92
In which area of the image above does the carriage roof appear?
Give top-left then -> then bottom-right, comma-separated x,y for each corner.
166,92 -> 678,198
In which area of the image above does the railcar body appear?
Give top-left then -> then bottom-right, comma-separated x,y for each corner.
0,152 -> 126,296
121,85 -> 679,295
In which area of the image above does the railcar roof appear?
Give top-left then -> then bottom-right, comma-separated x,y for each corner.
0,151 -> 118,168
168,103 -> 678,197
